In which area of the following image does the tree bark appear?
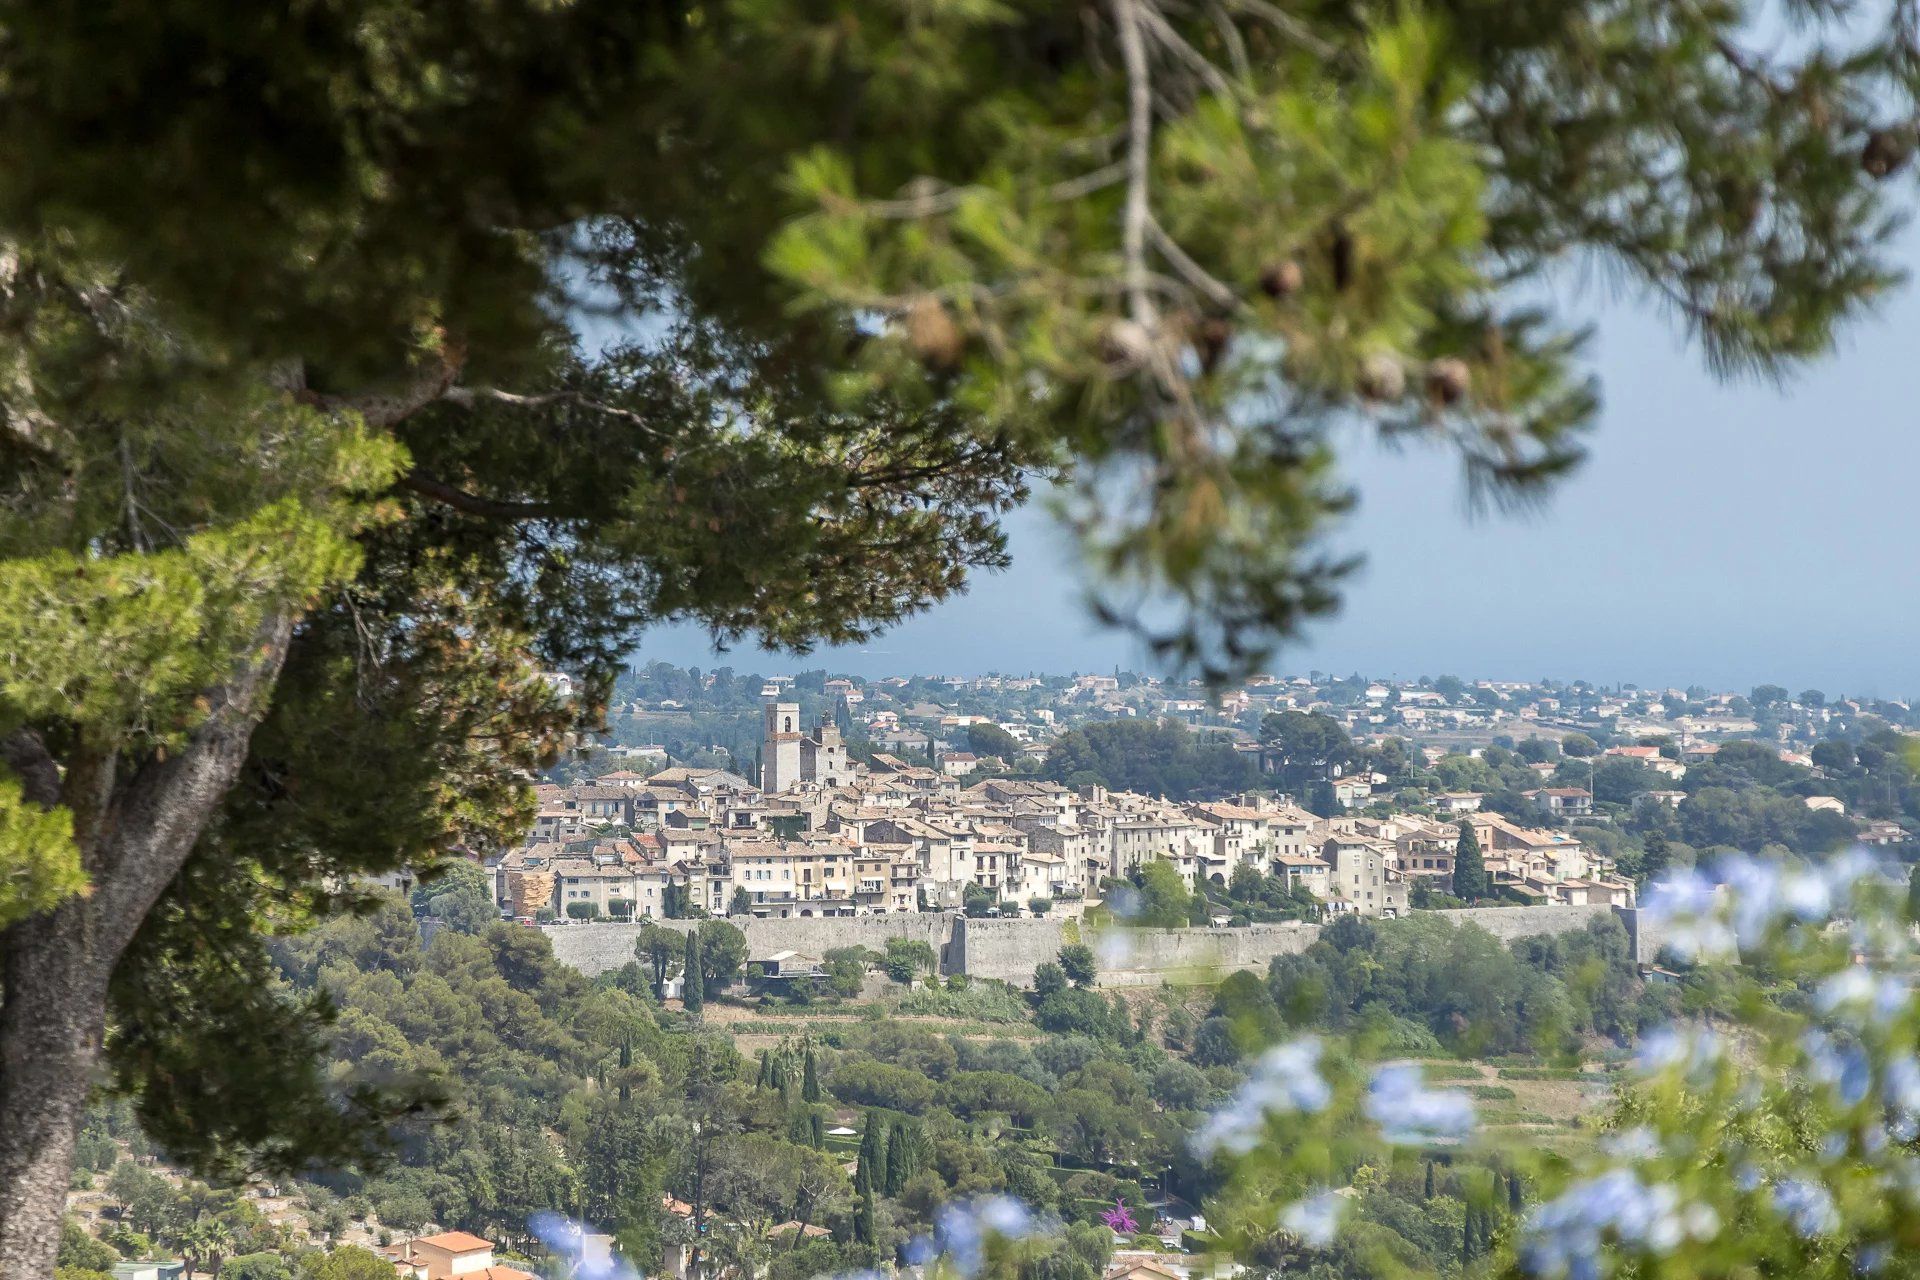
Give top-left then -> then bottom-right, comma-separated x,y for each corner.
0,898 -> 110,1273
0,614 -> 293,1274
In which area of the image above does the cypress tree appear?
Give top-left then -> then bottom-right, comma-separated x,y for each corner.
1509,1170 -> 1523,1213
1453,820 -> 1488,901
856,1189 -> 877,1245
770,1052 -> 788,1092
1907,864 -> 1920,923
755,1050 -> 772,1090
619,1036 -> 633,1104
810,1112 -> 826,1149
859,1112 -> 890,1196
803,1048 -> 822,1103
1424,1161 -> 1435,1200
683,929 -> 704,1015
885,1123 -> 913,1195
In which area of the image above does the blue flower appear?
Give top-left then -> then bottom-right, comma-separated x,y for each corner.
1365,1064 -> 1476,1146
1814,965 -> 1908,1032
1191,1037 -> 1330,1157
1886,1053 -> 1920,1128
1642,868 -> 1736,961
975,1196 -> 1035,1239
527,1212 -> 640,1280
1600,1127 -> 1661,1160
1719,856 -> 1789,949
1815,965 -> 1878,1015
1823,847 -> 1885,904
1520,1169 -> 1716,1279
1106,884 -> 1143,920
1803,1030 -> 1872,1107
925,1195 -> 1043,1276
1251,1038 -> 1333,1114
1642,867 -> 1718,925
1279,1191 -> 1346,1249
1772,1177 -> 1839,1239
1776,867 -> 1835,925
1633,1026 -> 1721,1081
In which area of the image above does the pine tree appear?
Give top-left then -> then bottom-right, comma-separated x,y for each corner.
1453,820 -> 1488,902
682,930 -> 704,1016
802,1048 -> 822,1103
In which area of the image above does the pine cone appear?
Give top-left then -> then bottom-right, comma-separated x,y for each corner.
1196,317 -> 1233,372
1258,260 -> 1304,299
1330,225 -> 1355,292
1358,353 -> 1405,402
1100,318 -> 1155,372
1426,358 -> 1471,406
1861,126 -> 1917,180
906,295 -> 963,371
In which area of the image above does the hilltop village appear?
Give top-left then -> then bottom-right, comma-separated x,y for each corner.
477,668 -> 1920,928
60,668 -> 1920,1277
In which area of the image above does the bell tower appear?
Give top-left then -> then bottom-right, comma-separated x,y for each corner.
762,700 -> 801,793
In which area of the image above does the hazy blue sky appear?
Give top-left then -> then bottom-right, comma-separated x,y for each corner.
633,232 -> 1920,696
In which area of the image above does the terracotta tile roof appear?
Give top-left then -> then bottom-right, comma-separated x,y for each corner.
412,1230 -> 495,1252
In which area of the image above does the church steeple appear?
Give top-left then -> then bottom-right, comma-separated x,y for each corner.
762,700 -> 801,793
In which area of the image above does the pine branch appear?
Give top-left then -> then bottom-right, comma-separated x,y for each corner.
1135,2 -> 1236,100
1113,0 -> 1159,328
1148,217 -> 1241,312
397,471 -> 565,521
854,165 -> 1129,219
0,730 -> 61,809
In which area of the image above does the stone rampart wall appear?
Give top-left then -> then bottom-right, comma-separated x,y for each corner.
543,902 -> 1648,985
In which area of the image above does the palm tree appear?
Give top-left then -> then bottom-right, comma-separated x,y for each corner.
170,1218 -> 208,1278
200,1216 -> 235,1278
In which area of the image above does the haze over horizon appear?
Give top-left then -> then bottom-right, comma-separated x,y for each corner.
633,233 -> 1920,700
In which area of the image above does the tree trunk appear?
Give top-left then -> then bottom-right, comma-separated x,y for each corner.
0,901 -> 112,1273
0,615 -> 292,1273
